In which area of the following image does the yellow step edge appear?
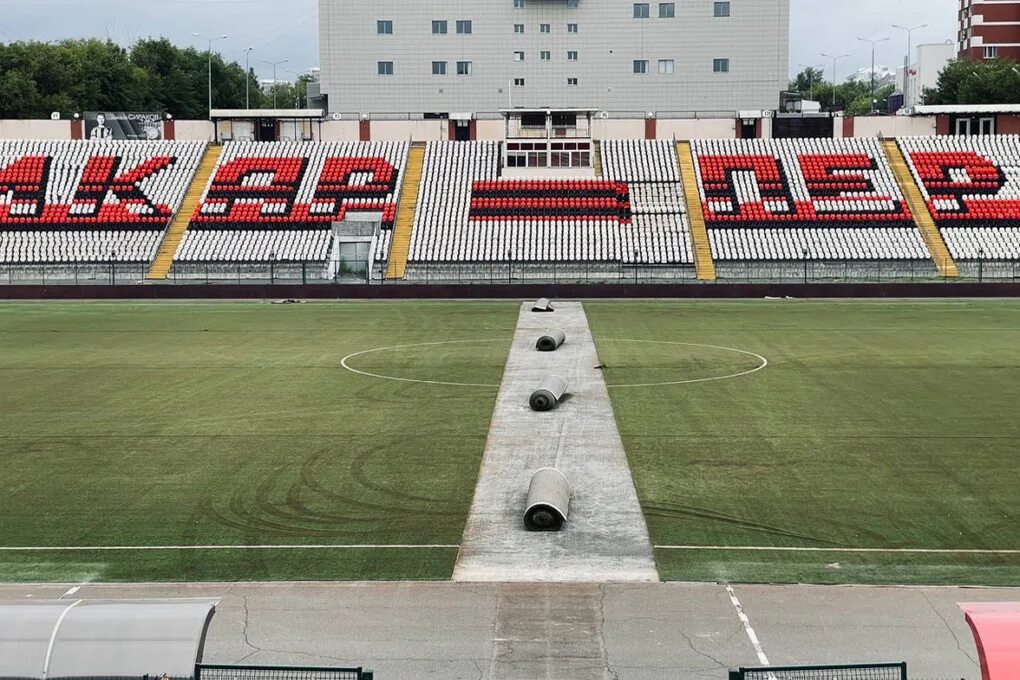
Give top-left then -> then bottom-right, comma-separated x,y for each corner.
881,140 -> 959,278
675,141 -> 716,281
146,145 -> 224,280
385,144 -> 426,280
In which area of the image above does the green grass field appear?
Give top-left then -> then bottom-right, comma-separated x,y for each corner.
588,300 -> 1020,585
0,299 -> 1017,585
0,302 -> 516,582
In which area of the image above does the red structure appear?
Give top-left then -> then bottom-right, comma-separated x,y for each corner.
959,0 -> 1020,61
960,603 -> 1020,680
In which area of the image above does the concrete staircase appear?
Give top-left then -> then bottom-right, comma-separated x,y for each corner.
675,141 -> 716,281
146,145 -> 223,280
882,140 -> 959,278
593,140 -> 603,177
385,143 -> 426,280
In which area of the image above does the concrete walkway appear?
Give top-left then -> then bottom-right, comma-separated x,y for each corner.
454,301 -> 658,582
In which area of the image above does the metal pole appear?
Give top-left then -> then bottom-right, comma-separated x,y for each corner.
822,53 -> 850,108
858,37 -> 890,113
193,33 -> 227,118
245,48 -> 254,109
893,25 -> 927,107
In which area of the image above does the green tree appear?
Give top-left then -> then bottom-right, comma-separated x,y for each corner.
263,73 -> 313,109
923,58 -> 1020,105
788,66 -> 896,115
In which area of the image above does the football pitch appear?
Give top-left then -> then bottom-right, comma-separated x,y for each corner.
0,299 -> 1017,585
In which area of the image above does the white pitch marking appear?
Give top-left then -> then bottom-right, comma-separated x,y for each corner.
42,599 -> 82,680
340,339 -> 504,388
0,544 -> 460,552
725,584 -> 770,666
655,545 -> 1020,554
61,585 -> 81,597
598,340 -> 768,388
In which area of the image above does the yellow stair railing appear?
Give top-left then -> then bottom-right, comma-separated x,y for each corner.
146,145 -> 223,280
385,143 -> 426,280
676,141 -> 716,281
882,139 -> 959,278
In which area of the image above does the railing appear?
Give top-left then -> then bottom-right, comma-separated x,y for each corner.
729,662 -> 908,680
1,259 -> 1018,286
196,664 -> 372,680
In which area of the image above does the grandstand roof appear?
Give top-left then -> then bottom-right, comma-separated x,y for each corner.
961,602 -> 1020,680
0,598 -> 218,679
912,104 -> 1020,115
210,108 -> 325,119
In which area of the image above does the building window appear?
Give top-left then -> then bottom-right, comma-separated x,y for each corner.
457,60 -> 472,75
658,59 -> 674,74
984,46 -> 998,59
378,61 -> 394,75
659,3 -> 675,18
633,59 -> 648,74
541,51 -> 551,61
713,1 -> 730,17
713,58 -> 730,73
567,23 -> 578,33
432,61 -> 447,75
567,77 -> 578,86
514,23 -> 524,33
456,20 -> 472,34
514,51 -> 525,61
633,3 -> 650,18
540,23 -> 551,33
377,20 -> 393,34
514,78 -> 525,86
432,20 -> 447,34
514,0 -> 524,7
567,50 -> 578,61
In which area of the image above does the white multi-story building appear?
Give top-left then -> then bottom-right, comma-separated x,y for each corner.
318,0 -> 790,115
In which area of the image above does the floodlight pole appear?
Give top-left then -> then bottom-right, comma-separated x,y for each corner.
858,36 -> 890,113
261,59 -> 290,109
194,33 -> 228,118
892,24 -> 927,106
821,52 -> 850,108
244,47 -> 255,109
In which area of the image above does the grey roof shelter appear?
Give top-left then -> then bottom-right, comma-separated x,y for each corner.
0,599 -> 218,679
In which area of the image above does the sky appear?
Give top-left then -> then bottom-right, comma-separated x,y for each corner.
0,0 -> 958,83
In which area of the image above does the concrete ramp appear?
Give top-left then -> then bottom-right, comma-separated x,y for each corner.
454,301 -> 658,582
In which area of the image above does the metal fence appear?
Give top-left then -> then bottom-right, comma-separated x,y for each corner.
195,664 -> 372,680
729,663 -> 908,680
1,259 -> 1018,286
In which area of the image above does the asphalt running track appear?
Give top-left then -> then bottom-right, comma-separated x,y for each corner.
1,581 -> 1013,680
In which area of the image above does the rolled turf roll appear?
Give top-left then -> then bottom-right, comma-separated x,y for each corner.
535,328 -> 567,352
531,298 -> 554,312
524,467 -> 571,531
529,374 -> 568,412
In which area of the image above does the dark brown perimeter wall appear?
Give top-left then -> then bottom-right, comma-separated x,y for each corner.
1,283 -> 1019,300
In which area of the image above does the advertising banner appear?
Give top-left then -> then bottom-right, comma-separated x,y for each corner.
84,111 -> 164,140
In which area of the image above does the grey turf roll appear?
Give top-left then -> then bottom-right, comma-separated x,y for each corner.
531,298 -> 554,312
524,468 -> 571,531
535,328 -> 567,352
529,374 -> 568,412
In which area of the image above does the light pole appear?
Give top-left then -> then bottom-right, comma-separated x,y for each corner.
821,52 -> 850,108
892,24 -> 927,106
858,36 -> 891,113
798,63 -> 823,101
244,47 -> 255,109
194,33 -> 228,118
261,59 -> 289,108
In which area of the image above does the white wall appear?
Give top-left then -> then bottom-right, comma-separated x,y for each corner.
592,118 -> 645,140
173,120 -> 215,141
370,120 -> 447,142
320,120 -> 360,141
852,115 -> 938,138
657,118 -> 736,140
476,120 -> 504,141
0,120 -> 71,140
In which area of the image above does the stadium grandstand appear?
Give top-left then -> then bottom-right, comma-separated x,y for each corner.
2,135 -> 1019,283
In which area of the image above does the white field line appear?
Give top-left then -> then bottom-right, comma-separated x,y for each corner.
655,545 -> 1020,554
0,544 -> 460,551
725,584 -> 770,666
61,585 -> 81,598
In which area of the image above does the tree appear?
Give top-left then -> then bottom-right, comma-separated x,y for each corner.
923,58 -> 1020,105
263,73 -> 313,109
789,67 -> 825,98
788,67 -> 895,115
0,37 -> 265,119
